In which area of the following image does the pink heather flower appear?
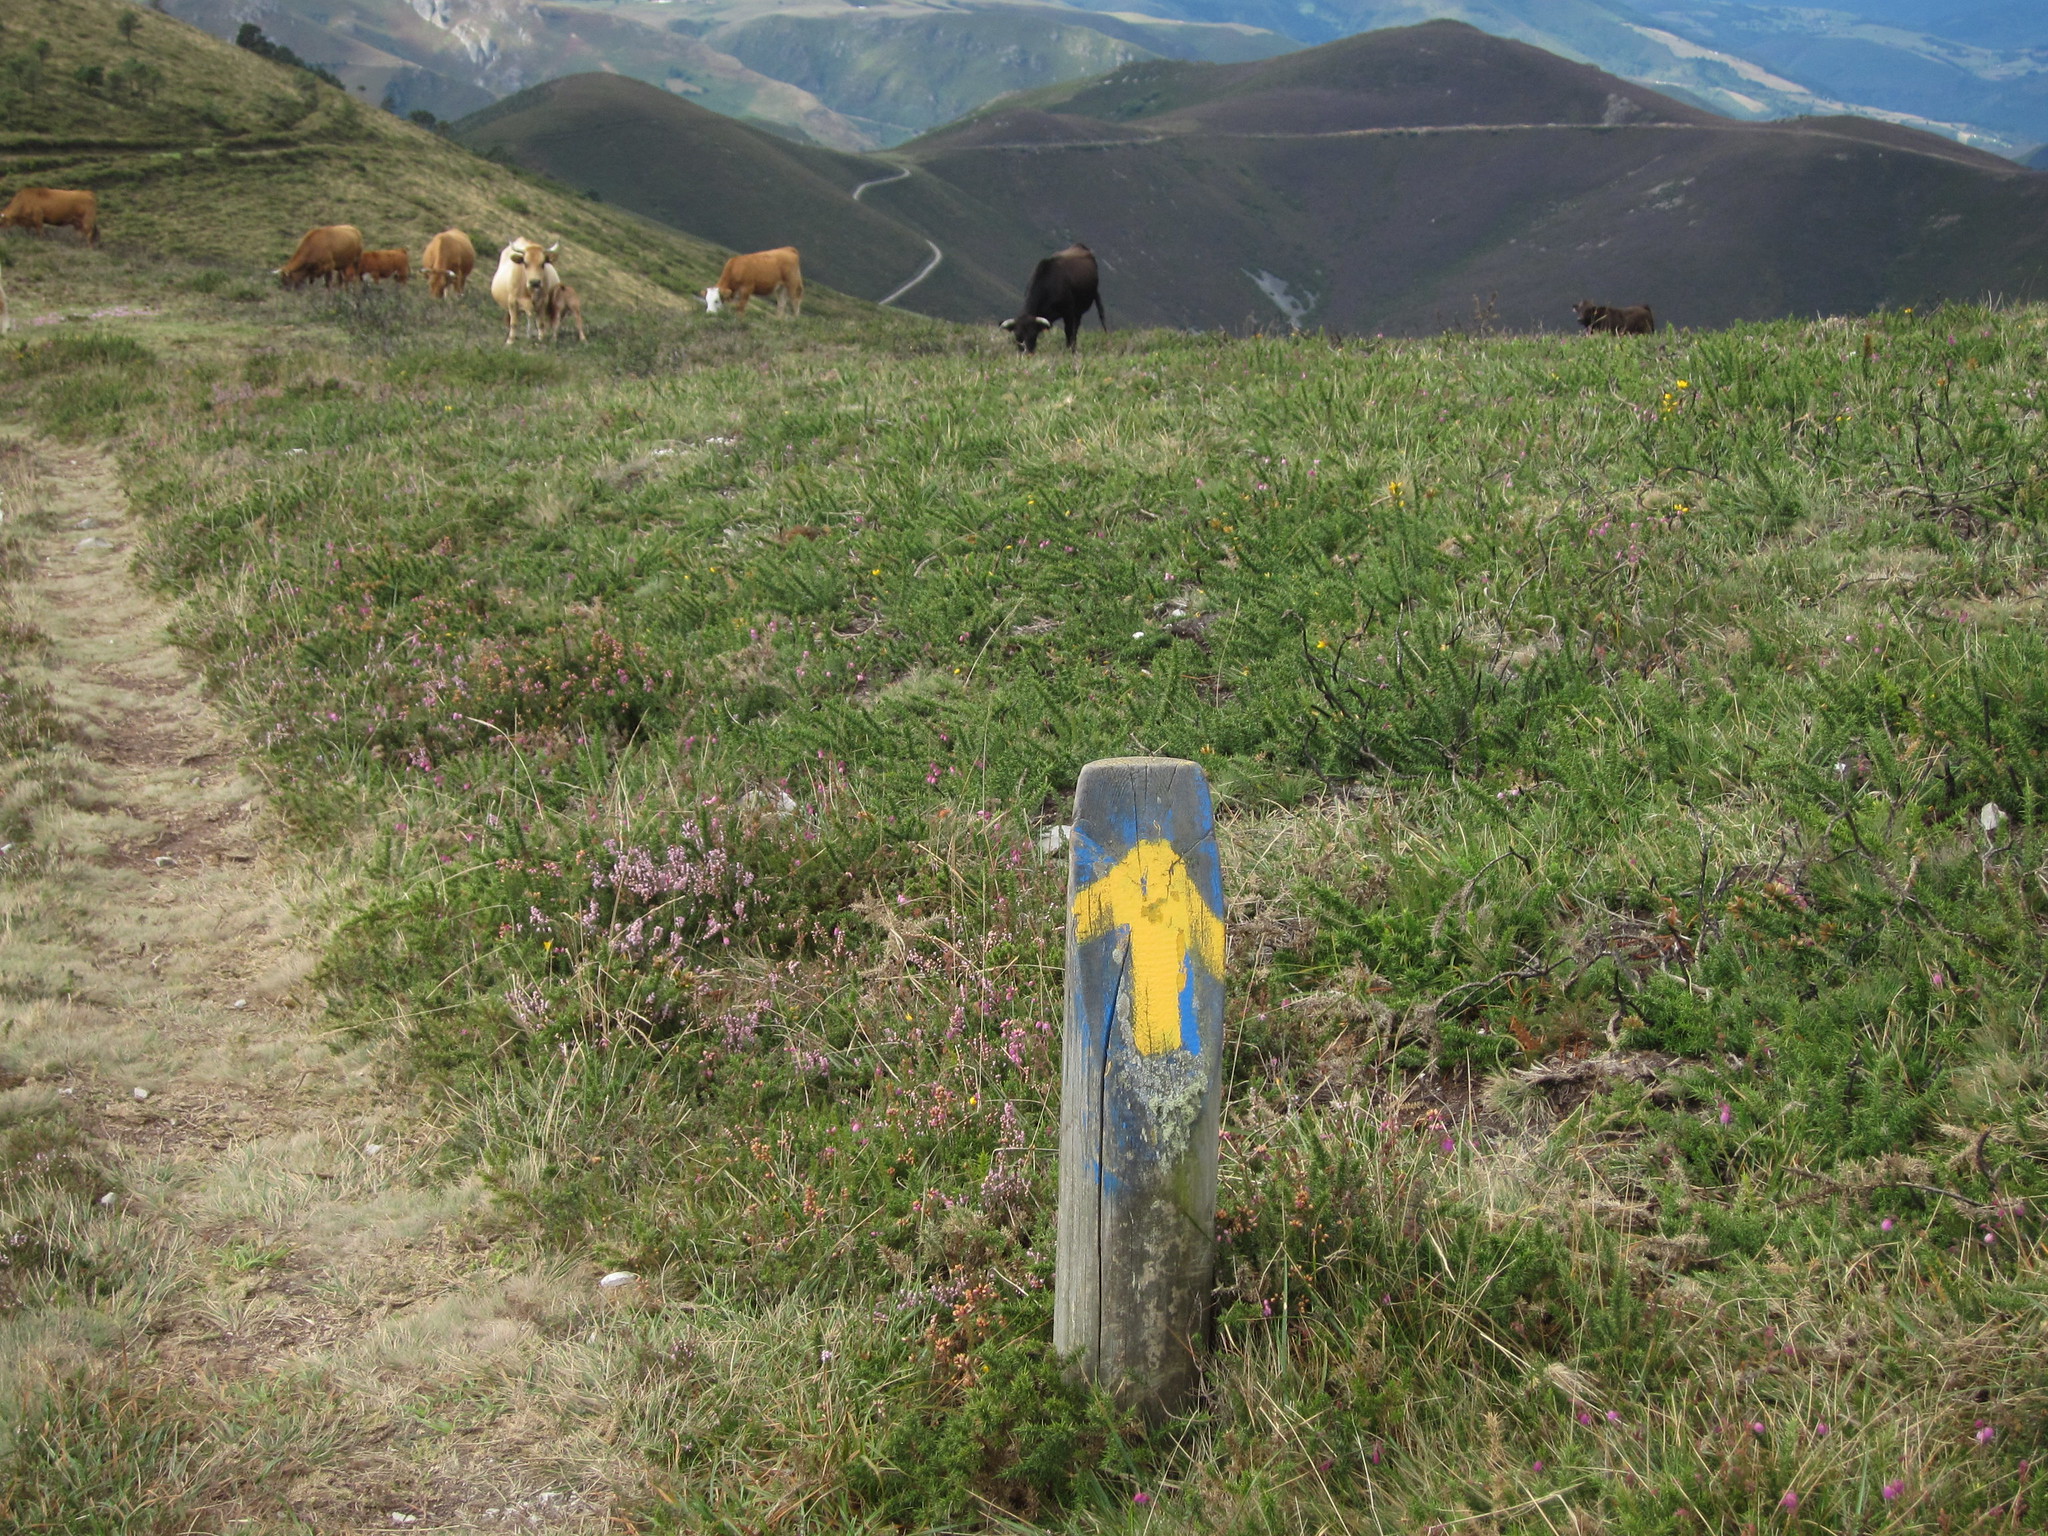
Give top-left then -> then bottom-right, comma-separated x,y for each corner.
1779,1489 -> 1799,1513
1752,1422 -> 1767,1436
1440,1135 -> 1455,1153
1719,1102 -> 1732,1126
1370,1443 -> 1383,1465
1133,1492 -> 1151,1506
1983,1231 -> 1997,1246
1578,1411 -> 1594,1426
1532,1460 -> 1545,1473
1881,1218 -> 1895,1232
1316,1459 -> 1333,1473
1606,1410 -> 1622,1424
1977,1424 -> 1996,1446
1882,1480 -> 1904,1501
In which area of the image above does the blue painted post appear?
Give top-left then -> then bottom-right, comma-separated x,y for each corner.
1053,757 -> 1226,1421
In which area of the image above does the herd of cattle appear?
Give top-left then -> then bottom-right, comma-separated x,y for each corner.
275,223 -> 585,344
3,183 -> 1661,346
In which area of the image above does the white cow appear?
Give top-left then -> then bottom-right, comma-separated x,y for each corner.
490,238 -> 561,345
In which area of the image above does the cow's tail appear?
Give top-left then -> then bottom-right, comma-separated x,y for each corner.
1094,292 -> 1109,333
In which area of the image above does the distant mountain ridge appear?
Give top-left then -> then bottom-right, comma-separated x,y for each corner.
160,0 -> 2048,160
458,22 -> 2048,335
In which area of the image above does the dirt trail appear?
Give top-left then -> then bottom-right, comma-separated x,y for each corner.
0,437 -> 628,1533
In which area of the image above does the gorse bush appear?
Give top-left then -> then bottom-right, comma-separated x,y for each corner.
17,291 -> 2048,1530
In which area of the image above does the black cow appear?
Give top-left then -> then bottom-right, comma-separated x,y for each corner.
1001,244 -> 1107,353
1574,300 -> 1655,335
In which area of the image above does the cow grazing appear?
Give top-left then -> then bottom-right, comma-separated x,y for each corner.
491,238 -> 561,344
421,229 -> 475,300
1001,244 -> 1106,353
277,225 -> 364,289
359,248 -> 410,284
1574,300 -> 1655,335
0,187 -> 100,245
706,247 -> 802,316
544,281 -> 586,343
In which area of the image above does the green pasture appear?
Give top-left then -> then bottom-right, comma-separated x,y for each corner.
5,267 -> 2048,1530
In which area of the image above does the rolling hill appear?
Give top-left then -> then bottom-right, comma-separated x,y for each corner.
0,0 -> 833,316
454,75 -> 951,304
460,21 -> 2048,334
1056,0 -> 2048,156
153,0 -> 1300,149
705,3 -> 1295,142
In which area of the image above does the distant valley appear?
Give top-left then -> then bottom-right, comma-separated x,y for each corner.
156,0 -> 2047,159
458,22 -> 2048,336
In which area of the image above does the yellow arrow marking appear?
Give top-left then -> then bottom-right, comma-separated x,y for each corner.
1073,838 -> 1225,1056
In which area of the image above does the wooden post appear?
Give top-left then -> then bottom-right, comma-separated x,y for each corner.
1054,756 -> 1225,1422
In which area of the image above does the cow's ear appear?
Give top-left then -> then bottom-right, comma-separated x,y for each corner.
999,318 -> 1015,330
547,243 -> 560,253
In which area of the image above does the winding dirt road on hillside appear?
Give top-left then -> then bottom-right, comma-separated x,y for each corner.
1,435 -> 627,1532
851,165 -> 946,307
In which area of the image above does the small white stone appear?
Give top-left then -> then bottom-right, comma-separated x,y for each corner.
365,1143 -> 385,1156
231,998 -> 248,1009
1981,801 -> 2007,834
1132,630 -> 1145,639
99,1191 -> 116,1206
133,1087 -> 150,1101
598,1270 -> 637,1289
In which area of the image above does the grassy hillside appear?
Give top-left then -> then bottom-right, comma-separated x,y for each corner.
454,74 -> 948,305
0,0 -> 867,315
8,223 -> 2048,1528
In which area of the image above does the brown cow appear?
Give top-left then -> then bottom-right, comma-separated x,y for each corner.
544,281 -> 586,343
1,187 -> 99,245
705,247 -> 802,317
421,228 -> 475,300
1574,300 -> 1655,335
359,248 -> 410,284
277,224 -> 364,289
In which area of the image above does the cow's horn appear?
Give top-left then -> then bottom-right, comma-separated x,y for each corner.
1035,316 -> 1051,328
547,242 -> 559,253
999,318 -> 1014,330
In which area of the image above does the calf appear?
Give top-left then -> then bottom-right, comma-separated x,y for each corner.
544,281 -> 586,343
1574,300 -> 1655,335
359,248 -> 410,284
1001,244 -> 1106,353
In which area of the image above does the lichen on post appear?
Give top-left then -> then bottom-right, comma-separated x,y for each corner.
1053,756 -> 1225,1422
